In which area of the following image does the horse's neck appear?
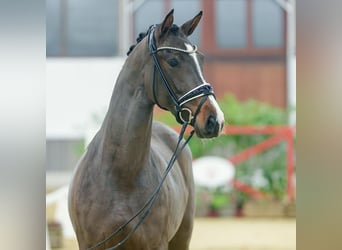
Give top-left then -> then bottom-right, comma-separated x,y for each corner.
98,56 -> 154,179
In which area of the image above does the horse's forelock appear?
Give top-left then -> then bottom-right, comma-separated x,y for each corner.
169,24 -> 179,35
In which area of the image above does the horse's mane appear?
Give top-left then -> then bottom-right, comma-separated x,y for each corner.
126,31 -> 148,56
126,25 -> 180,56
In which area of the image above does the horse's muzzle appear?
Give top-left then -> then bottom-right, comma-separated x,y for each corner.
201,114 -> 223,138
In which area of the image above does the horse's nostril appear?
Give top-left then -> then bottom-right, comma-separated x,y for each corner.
205,115 -> 218,135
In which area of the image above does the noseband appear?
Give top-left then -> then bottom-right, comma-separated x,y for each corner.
148,25 -> 215,125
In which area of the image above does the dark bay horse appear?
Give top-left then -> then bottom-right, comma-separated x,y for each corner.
68,10 -> 224,250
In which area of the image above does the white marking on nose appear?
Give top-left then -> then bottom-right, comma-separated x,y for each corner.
208,95 -> 225,126
184,43 -> 225,129
184,43 -> 206,83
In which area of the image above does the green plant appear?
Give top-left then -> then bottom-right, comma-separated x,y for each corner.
155,94 -> 289,200
195,186 -> 231,216
211,187 -> 230,210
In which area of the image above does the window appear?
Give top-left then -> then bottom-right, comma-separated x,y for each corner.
134,0 -> 164,36
210,0 -> 285,54
253,0 -> 284,48
134,0 -> 201,46
46,0 -> 61,56
171,0 -> 201,45
46,0 -> 119,57
215,0 -> 247,48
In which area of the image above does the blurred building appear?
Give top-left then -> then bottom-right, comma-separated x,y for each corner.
46,0 -> 295,184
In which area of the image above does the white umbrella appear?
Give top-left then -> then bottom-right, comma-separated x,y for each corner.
193,156 -> 235,189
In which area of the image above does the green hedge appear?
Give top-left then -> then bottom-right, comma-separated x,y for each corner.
155,94 -> 289,199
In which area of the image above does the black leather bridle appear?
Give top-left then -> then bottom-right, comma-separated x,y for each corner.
87,25 -> 215,250
148,25 -> 215,126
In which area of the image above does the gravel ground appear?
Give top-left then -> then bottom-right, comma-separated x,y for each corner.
58,217 -> 296,250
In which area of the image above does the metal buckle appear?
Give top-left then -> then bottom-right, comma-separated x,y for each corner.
178,107 -> 193,124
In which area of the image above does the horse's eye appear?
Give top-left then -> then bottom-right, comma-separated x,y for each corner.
167,58 -> 178,67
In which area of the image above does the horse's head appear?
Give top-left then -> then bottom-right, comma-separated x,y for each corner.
143,9 -> 225,138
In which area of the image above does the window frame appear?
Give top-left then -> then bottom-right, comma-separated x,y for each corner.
200,0 -> 286,58
46,0 -> 120,57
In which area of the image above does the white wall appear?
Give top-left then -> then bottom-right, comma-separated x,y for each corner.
46,57 -> 126,143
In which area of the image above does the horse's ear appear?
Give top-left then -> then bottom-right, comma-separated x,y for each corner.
159,9 -> 174,37
181,11 -> 203,37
